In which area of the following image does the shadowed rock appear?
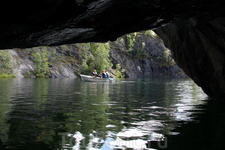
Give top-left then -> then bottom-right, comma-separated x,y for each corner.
0,0 -> 224,48
155,17 -> 225,101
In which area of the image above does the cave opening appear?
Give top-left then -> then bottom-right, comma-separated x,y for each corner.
1,0 -> 225,149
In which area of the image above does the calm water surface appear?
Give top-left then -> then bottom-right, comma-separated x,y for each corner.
0,78 -> 225,150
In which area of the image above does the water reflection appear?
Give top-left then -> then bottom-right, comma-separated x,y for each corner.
0,79 -> 14,143
0,78 -> 211,150
104,79 -> 208,150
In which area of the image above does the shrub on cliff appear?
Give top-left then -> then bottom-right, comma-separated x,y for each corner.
32,52 -> 42,74
0,50 -> 16,78
32,48 -> 50,78
115,64 -> 125,79
125,32 -> 137,50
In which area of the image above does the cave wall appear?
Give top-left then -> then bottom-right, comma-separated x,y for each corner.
1,0 -> 225,49
155,17 -> 225,101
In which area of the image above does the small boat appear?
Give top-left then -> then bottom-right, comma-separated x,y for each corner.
80,74 -> 114,82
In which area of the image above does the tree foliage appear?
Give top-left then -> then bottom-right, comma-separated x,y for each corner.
125,32 -> 137,50
115,64 -> 125,79
0,50 -> 16,78
32,52 -> 42,74
32,48 -> 50,78
79,43 -> 112,75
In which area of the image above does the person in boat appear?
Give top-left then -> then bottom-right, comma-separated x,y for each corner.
105,70 -> 109,78
92,70 -> 98,77
101,70 -> 106,79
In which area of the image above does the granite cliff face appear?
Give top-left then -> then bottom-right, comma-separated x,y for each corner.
1,46 -> 80,78
0,32 -> 184,79
1,0 -> 225,100
109,32 -> 185,78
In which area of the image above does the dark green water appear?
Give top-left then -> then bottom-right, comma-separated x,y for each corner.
0,78 -> 224,150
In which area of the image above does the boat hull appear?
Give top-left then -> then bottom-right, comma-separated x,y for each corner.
80,74 -> 114,82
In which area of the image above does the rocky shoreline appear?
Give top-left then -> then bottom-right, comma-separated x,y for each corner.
0,31 -> 186,79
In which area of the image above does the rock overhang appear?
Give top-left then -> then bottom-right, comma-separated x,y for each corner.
1,0 -> 225,49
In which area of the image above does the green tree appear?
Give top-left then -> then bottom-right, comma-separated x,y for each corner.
42,49 -> 50,75
90,43 -> 97,56
125,32 -> 137,50
32,49 -> 50,77
32,52 -> 42,74
79,43 -> 112,75
115,64 -> 125,78
0,51 -> 14,75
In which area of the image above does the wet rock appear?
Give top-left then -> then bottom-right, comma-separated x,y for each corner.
155,18 -> 225,101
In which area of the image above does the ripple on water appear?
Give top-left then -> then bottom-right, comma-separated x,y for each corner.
0,78 -> 209,150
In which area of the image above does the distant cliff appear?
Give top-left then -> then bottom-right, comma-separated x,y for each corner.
109,31 -> 186,78
0,45 -> 79,78
0,31 -> 185,78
